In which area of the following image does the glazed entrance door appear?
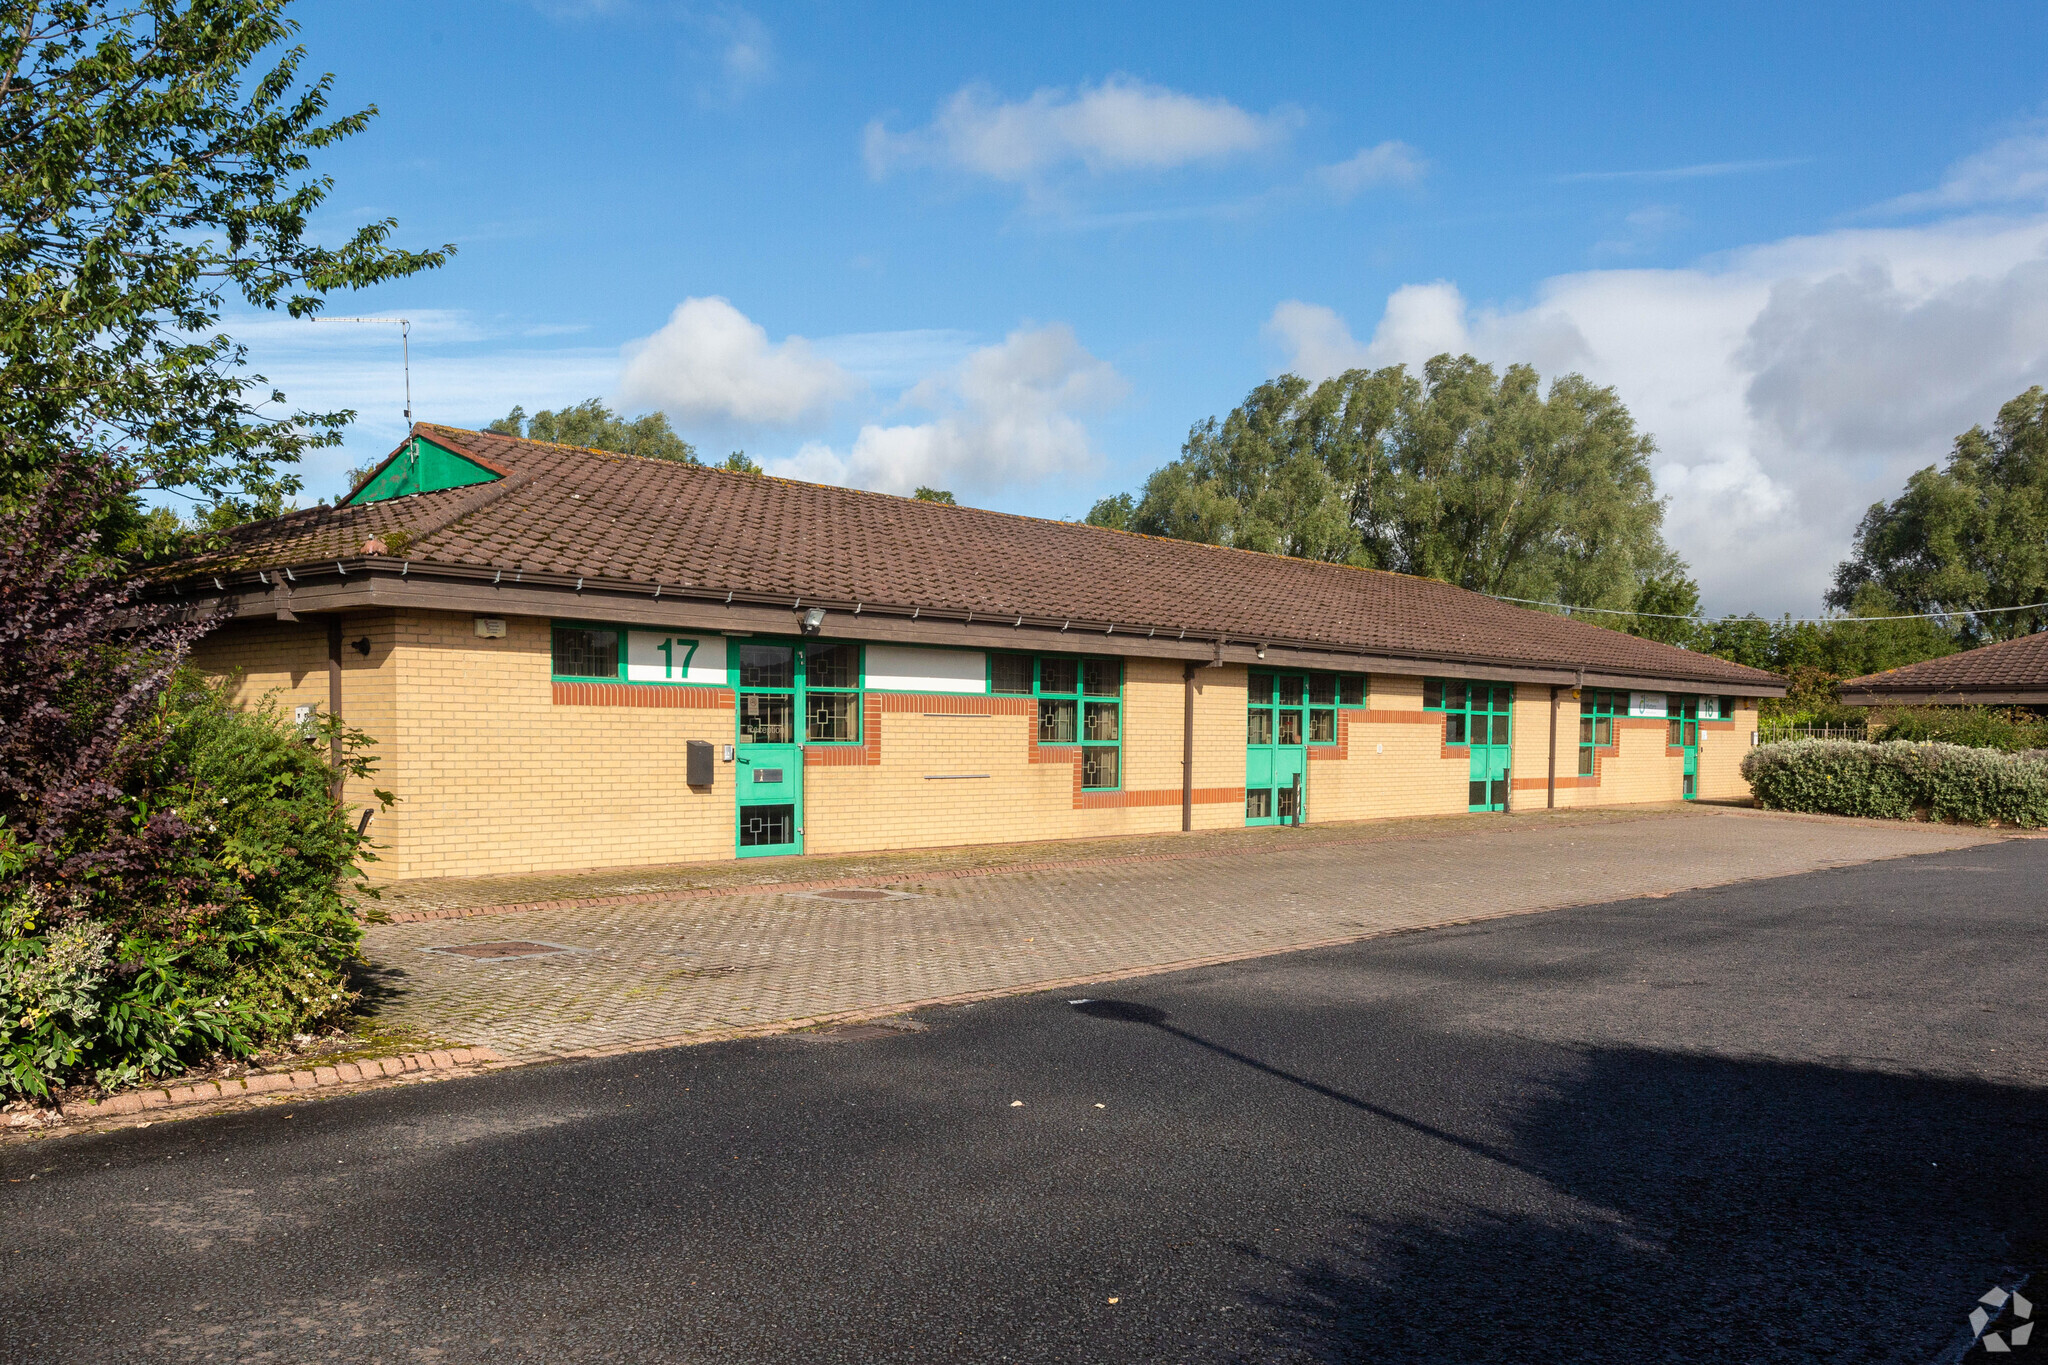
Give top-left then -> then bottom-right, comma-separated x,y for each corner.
1670,696 -> 1701,799
735,641 -> 803,856
1464,683 -> 1513,812
1246,670 -> 1307,825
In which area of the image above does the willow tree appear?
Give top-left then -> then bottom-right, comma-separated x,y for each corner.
1093,355 -> 1675,612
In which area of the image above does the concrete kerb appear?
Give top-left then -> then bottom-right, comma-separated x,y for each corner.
7,1047 -> 511,1139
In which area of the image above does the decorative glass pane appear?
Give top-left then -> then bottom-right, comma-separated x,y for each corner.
1423,678 -> 1443,710
551,627 -> 618,678
1577,746 -> 1594,777
1082,747 -> 1119,789
1595,717 -> 1612,746
1683,773 -> 1696,797
1084,701 -> 1119,742
1469,780 -> 1487,807
1248,671 -> 1273,704
1490,778 -> 1507,807
1581,692 -> 1598,716
1277,676 -> 1305,706
1684,721 -> 1697,746
739,693 -> 794,744
1579,716 -> 1595,745
1039,657 -> 1078,695
804,642 -> 858,689
1308,709 -> 1335,742
1339,676 -> 1365,706
1246,789 -> 1272,818
1667,718 -> 1683,746
1277,783 -> 1298,819
991,653 -> 1034,694
1446,713 -> 1467,745
807,691 -> 857,742
1082,659 -> 1120,696
1247,709 -> 1273,744
1278,710 -> 1303,745
739,803 -> 796,847
1308,675 -> 1336,706
1038,698 -> 1076,743
739,644 -> 794,689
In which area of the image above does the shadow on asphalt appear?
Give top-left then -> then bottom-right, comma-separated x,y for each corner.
1216,1042 -> 2048,1363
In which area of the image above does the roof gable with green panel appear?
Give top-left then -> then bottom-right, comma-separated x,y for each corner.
345,434 -> 502,504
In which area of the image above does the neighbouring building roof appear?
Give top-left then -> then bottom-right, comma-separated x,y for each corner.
1840,630 -> 2048,705
155,424 -> 1783,694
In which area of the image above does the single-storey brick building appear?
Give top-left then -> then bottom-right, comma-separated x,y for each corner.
157,424 -> 1783,880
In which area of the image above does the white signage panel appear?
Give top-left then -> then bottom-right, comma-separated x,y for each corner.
1698,697 -> 1721,720
1628,691 -> 1668,718
863,645 -> 987,694
625,631 -> 726,685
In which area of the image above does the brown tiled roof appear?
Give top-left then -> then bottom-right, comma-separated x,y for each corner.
1842,631 -> 2048,696
165,424 -> 1780,690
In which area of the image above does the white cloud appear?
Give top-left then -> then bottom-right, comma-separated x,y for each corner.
1878,123 -> 2048,213
1265,215 -> 2048,616
769,324 -> 1126,495
690,5 -> 773,103
864,76 -> 1299,185
616,296 -> 855,425
1316,141 -> 1426,199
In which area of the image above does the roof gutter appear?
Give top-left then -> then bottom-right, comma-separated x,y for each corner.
152,557 -> 1787,697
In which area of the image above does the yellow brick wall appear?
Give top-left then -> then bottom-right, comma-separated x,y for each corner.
1305,674 -> 1471,820
192,610 -> 1761,878
386,611 -> 734,878
1698,699 -> 1758,801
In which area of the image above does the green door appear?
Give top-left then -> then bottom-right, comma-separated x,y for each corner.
735,641 -> 804,856
1464,683 -> 1513,812
1671,696 -> 1700,799
1246,670 -> 1308,825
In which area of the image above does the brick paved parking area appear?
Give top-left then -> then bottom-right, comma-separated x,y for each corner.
358,807 -> 1998,1059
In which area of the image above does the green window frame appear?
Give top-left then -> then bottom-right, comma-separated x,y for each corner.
1423,678 -> 1514,746
1247,670 -> 1364,745
989,652 -> 1122,789
1576,688 -> 1624,776
733,638 -> 864,747
1667,694 -> 1700,749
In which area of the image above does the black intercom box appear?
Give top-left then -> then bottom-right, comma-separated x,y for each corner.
686,739 -> 714,787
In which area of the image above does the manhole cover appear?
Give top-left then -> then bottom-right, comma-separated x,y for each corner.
814,889 -> 894,901
816,1017 -> 928,1040
429,941 -> 568,959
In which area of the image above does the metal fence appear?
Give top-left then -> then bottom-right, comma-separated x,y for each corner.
1755,723 -> 1870,745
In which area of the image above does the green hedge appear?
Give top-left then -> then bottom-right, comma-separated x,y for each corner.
1740,739 -> 2048,826
1,677 -> 386,1098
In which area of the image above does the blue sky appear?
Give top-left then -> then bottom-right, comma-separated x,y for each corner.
252,0 -> 2048,614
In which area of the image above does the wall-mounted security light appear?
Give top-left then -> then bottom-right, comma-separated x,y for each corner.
1255,643 -> 1267,659
800,606 -> 828,635
351,637 -> 372,657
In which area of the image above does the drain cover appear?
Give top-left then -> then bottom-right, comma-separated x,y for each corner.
813,889 -> 894,901
429,941 -> 566,959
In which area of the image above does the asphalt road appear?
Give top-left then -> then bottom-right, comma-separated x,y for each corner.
6,840 -> 2045,1363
